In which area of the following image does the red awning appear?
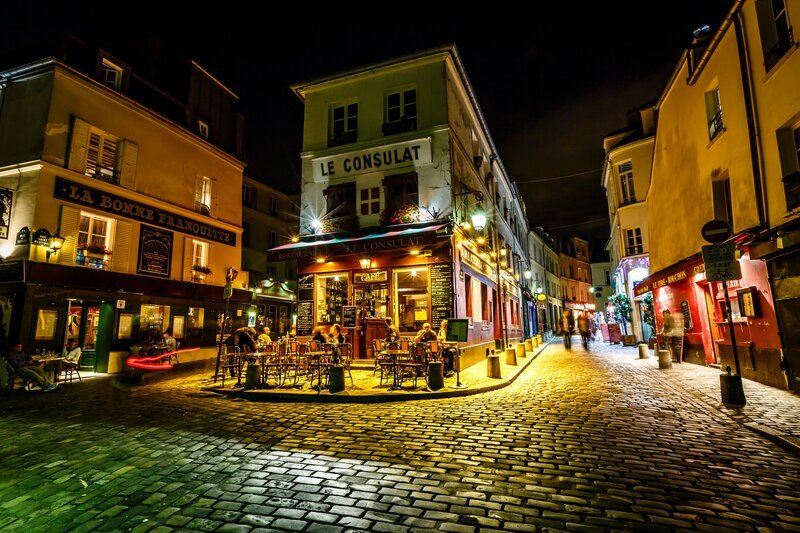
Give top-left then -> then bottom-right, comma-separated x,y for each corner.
633,254 -> 705,297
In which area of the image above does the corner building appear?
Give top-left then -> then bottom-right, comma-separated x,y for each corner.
270,45 -> 528,367
0,38 -> 246,373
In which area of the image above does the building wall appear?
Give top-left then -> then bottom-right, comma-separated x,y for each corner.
591,262 -> 612,314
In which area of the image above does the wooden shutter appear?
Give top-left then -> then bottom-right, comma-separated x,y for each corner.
777,128 -> 800,176
210,178 -> 219,217
111,220 -> 132,273
208,244 -> 215,285
58,206 -> 81,265
194,176 -> 203,212
755,0 -> 778,59
117,140 -> 138,190
68,118 -> 91,173
183,236 -> 194,281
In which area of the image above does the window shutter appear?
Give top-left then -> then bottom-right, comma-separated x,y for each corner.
210,178 -> 219,217
68,118 -> 91,173
58,206 -> 81,265
194,176 -> 203,211
111,220 -> 132,274
704,91 -> 718,123
208,244 -> 215,284
776,128 -> 800,176
755,0 -> 779,58
183,236 -> 194,281
117,140 -> 138,190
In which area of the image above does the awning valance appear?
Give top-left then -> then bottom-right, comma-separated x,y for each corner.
267,222 -> 447,262
633,254 -> 704,297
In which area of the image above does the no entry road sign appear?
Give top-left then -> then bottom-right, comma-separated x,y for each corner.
701,219 -> 732,244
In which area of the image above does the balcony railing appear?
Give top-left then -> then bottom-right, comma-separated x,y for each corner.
708,110 -> 724,140
625,245 -> 644,256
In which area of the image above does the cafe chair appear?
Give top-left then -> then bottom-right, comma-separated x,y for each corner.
219,346 -> 241,386
58,354 -> 83,384
261,343 -> 286,387
427,340 -> 440,361
398,347 -> 423,388
283,343 -> 306,387
2,358 -> 33,392
338,343 -> 354,384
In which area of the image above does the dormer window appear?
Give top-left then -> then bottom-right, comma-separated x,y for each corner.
100,59 -> 123,91
198,119 -> 209,138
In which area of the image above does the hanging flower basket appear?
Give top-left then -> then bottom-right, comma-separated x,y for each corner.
77,242 -> 112,255
379,202 -> 420,226
192,264 -> 212,275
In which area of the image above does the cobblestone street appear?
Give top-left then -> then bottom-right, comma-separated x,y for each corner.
2,340 -> 800,532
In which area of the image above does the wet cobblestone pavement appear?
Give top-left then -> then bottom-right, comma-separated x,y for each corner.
2,340 -> 800,532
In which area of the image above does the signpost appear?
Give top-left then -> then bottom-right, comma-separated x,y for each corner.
214,267 -> 238,383
701,220 -> 745,406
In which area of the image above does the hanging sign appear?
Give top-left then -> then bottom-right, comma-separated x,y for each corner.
32,228 -> 51,246
354,271 -> 387,283
0,188 -> 12,239
15,226 -> 30,245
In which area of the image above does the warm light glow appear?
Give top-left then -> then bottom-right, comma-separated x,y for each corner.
126,347 -> 200,371
255,288 -> 263,294
411,269 -> 417,277
409,249 -> 420,256
311,219 -> 323,229
536,286 -> 543,294
477,236 -> 486,244
490,251 -> 497,257
524,270 -> 532,279
359,257 -> 371,269
291,236 -> 299,243
481,252 -> 489,259
462,221 -> 471,230
501,260 -> 508,267
48,233 -> 65,252
0,243 -> 12,259
500,248 -> 507,256
316,257 -> 326,264
471,204 -> 487,231
334,276 -> 340,282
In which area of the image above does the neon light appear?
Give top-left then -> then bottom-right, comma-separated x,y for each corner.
125,347 -> 200,371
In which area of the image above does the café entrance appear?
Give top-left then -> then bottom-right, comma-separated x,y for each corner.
64,300 -> 114,371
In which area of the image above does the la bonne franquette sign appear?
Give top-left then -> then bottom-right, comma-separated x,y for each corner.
311,138 -> 432,182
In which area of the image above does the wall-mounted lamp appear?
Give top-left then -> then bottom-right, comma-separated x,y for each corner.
454,188 -> 487,231
359,257 -> 371,269
45,233 -> 65,262
524,270 -> 532,280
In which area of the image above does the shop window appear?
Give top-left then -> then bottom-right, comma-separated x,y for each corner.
756,0 -> 794,71
395,268 -> 429,333
34,309 -> 58,341
330,102 -> 358,146
384,173 -> 419,211
360,187 -> 380,215
77,211 -> 115,270
187,307 -> 204,337
316,274 -> 348,325
383,88 -> 417,135
195,176 -> 217,217
705,88 -> 724,140
117,312 -> 134,340
712,178 -> 734,228
172,316 -> 185,339
140,304 -> 170,338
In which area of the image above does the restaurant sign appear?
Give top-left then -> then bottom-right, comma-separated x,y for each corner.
268,231 -> 437,262
634,261 -> 705,297
354,271 -> 387,283
54,177 -> 236,246
311,138 -> 432,181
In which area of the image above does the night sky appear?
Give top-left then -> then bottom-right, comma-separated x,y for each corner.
4,2 -> 732,252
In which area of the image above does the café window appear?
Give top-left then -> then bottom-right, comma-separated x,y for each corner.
77,211 -> 115,270
330,102 -> 358,146
34,309 -> 59,341
384,173 -> 419,211
187,307 -> 205,337
140,304 -> 170,337
316,273 -> 348,325
395,267 -> 429,333
360,187 -> 380,216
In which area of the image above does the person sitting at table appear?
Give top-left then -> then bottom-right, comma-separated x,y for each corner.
55,338 -> 82,382
414,322 -> 437,344
384,317 -> 400,344
257,326 -> 272,347
311,326 -> 328,347
328,323 -> 345,345
5,342 -> 57,391
162,330 -> 177,351
436,320 -> 457,377
224,327 -> 257,354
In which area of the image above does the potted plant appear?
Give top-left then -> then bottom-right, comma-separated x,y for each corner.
608,293 -> 636,345
77,242 -> 112,256
379,201 -> 420,226
192,264 -> 212,275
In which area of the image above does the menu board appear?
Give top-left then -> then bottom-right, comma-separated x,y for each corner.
297,301 -> 313,336
298,274 -> 314,302
342,306 -> 357,328
430,263 -> 454,329
137,225 -> 173,278
680,300 -> 693,330
608,323 -> 622,344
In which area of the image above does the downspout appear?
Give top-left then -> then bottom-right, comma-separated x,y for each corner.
734,9 -> 767,227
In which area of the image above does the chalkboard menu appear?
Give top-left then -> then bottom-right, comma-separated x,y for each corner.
608,323 -> 622,343
430,263 -> 454,329
680,300 -> 693,330
342,306 -> 357,328
297,301 -> 313,336
137,225 -> 173,278
298,274 -> 314,302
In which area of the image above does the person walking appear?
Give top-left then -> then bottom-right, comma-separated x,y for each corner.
558,310 -> 575,351
660,309 -> 677,361
577,312 -> 591,351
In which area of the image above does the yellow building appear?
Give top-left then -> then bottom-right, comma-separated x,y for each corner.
0,37 -> 246,373
643,0 -> 798,389
271,45 -> 529,367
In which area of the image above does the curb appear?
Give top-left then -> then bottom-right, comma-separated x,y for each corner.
203,339 -> 554,403
743,422 -> 800,457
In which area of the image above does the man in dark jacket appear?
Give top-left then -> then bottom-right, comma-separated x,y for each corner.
6,342 -> 57,391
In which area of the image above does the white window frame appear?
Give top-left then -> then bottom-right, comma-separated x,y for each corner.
330,101 -> 358,143
193,240 -> 208,268
77,211 -> 115,269
625,228 -> 643,255
386,87 -> 417,123
618,161 -> 635,204
196,176 -> 216,217
198,119 -> 209,138
100,59 -> 123,91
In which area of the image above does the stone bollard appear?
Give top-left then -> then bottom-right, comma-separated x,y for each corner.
516,343 -> 526,359
505,347 -> 517,366
525,339 -> 533,352
328,366 -> 346,393
536,334 -> 543,345
487,354 -> 501,378
427,361 -> 444,391
244,363 -> 261,390
720,370 -> 746,407
657,350 -> 672,370
638,344 -> 650,359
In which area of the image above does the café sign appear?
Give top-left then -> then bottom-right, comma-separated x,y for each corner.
354,271 -> 387,283
268,231 -> 436,262
634,261 -> 706,297
54,177 -> 236,246
311,138 -> 432,182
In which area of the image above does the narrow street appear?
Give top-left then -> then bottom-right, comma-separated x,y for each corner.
2,341 -> 800,532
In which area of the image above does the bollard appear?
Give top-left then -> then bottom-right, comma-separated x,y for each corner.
328,365 -> 345,393
533,336 -> 539,348
638,344 -> 650,359
536,334 -> 543,345
657,350 -> 672,370
427,361 -> 444,390
516,343 -> 526,359
487,354 -> 501,378
244,363 -> 261,390
720,368 -> 746,407
525,339 -> 533,352
505,347 -> 517,366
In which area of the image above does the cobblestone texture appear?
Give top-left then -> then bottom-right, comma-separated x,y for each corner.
1,340 -> 800,531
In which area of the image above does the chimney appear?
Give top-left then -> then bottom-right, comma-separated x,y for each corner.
688,25 -> 712,74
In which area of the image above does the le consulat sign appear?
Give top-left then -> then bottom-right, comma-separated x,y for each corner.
311,138 -> 432,182
54,177 -> 236,246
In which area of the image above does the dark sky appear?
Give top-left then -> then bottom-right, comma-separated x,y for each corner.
4,1 -> 732,249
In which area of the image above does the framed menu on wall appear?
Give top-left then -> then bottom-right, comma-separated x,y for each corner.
137,225 -> 173,278
430,263 -> 454,330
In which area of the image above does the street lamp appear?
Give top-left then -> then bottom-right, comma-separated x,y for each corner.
470,204 -> 487,231
524,270 -> 532,280
45,233 -> 65,262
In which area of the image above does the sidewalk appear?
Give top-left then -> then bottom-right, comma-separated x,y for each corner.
203,339 -> 553,403
606,343 -> 800,455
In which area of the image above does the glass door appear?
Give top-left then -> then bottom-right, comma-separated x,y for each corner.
393,267 -> 429,334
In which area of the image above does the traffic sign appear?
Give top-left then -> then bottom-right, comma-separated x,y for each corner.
702,243 -> 741,281
701,219 -> 732,244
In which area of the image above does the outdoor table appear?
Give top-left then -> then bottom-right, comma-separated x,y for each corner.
305,351 -> 327,393
381,350 -> 408,391
32,357 -> 65,382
